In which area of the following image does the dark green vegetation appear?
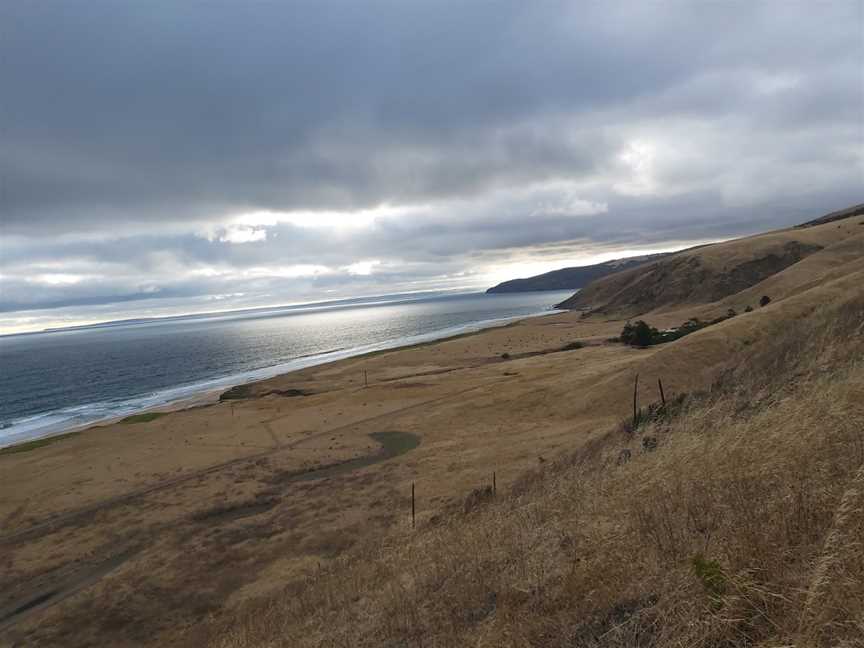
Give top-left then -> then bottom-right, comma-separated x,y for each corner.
617,301 -> 769,348
219,384 -> 255,400
560,341 -> 585,351
0,431 -> 81,455
370,430 -> 422,457
620,320 -> 658,347
691,554 -> 727,601
272,431 -> 422,485
120,412 -> 166,424
220,385 -> 310,401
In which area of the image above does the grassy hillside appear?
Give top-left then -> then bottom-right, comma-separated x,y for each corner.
557,208 -> 864,316
202,271 -> 864,645
797,202 -> 864,228
12,208 -> 856,647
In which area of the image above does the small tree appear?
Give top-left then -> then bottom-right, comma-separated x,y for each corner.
621,320 -> 657,347
759,295 -> 771,307
744,305 -> 753,313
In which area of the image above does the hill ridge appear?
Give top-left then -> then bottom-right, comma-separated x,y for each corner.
486,253 -> 670,294
556,204 -> 864,316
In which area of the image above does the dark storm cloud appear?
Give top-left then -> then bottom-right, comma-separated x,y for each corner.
1,1 -> 862,328
2,0 -> 854,230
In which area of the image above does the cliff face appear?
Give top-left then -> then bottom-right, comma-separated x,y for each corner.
486,253 -> 669,294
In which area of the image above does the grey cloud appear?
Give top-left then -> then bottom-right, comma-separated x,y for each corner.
0,1 -> 862,327
3,1 -> 858,231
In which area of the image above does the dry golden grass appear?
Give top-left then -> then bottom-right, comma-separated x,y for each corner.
205,291 -> 864,648
560,217 -> 864,317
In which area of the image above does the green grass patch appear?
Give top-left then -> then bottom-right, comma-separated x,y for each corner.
370,430 -> 422,457
561,340 -> 585,351
120,412 -> 166,424
692,553 -> 727,604
0,431 -> 81,456
219,384 -> 254,401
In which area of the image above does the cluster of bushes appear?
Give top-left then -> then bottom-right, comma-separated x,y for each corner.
619,314 -> 730,348
619,311 -> 732,348
560,340 -> 584,351
618,320 -> 660,347
617,295 -> 772,348
745,295 -> 772,312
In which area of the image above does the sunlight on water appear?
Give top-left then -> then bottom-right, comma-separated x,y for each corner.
0,291 -> 573,447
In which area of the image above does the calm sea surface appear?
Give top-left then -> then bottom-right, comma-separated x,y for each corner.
0,290 -> 572,446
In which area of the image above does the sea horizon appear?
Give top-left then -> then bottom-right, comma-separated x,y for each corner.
0,287 -> 486,338
0,290 -> 573,448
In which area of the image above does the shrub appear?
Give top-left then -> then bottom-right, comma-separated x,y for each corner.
561,341 -> 584,351
220,384 -> 254,401
121,412 -> 165,424
759,295 -> 771,307
691,554 -> 727,601
745,305 -> 753,313
620,320 -> 657,347
620,310 -> 741,349
463,485 -> 494,514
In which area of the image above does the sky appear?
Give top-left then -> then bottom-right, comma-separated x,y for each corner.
1,1 -> 862,334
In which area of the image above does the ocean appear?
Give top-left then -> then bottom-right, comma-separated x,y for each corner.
0,290 -> 573,447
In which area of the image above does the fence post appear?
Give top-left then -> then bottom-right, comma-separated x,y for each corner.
411,481 -> 415,529
658,378 -> 667,407
633,373 -> 640,427
493,471 -> 497,496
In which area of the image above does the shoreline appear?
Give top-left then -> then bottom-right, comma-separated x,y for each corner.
0,300 -> 637,644
0,307 -> 565,449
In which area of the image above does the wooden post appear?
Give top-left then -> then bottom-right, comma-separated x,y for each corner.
658,378 -> 667,407
411,481 -> 415,529
493,471 -> 497,496
633,373 -> 640,427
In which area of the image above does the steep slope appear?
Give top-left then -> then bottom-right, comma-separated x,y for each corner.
194,210 -> 864,648
486,253 -> 669,293
557,209 -> 863,316
206,270 -> 864,648
713,232 -> 864,314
